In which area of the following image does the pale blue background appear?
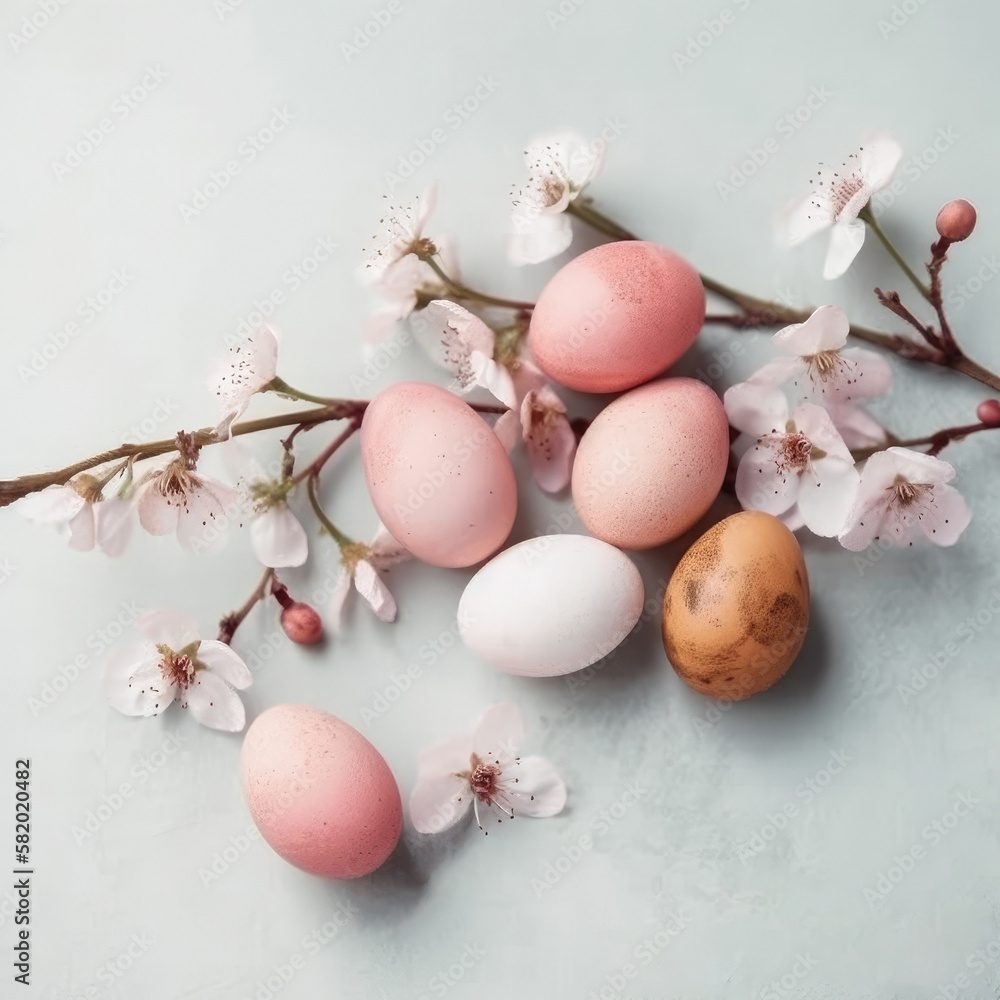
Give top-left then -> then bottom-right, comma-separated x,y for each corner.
2,1 -> 999,998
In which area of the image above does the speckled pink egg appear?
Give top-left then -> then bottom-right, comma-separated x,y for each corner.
361,381 -> 517,568
240,704 -> 402,880
528,241 -> 706,393
572,378 -> 729,549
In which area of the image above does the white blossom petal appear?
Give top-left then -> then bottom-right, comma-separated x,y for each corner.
473,703 -> 524,760
16,484 -> 86,523
67,504 -> 97,552
353,560 -> 397,623
797,458 -> 860,537
136,482 -> 179,536
823,220 -> 867,280
469,350 -> 517,408
251,503 -> 308,568
95,498 -> 134,557
409,771 -> 472,834
182,670 -> 246,732
196,639 -> 253,689
858,131 -> 904,192
369,523 -> 410,566
774,305 -> 851,355
176,478 -> 239,554
506,755 -> 567,818
137,608 -> 201,647
735,436 -> 802,517
492,409 -> 520,454
507,213 -> 574,266
827,402 -> 887,450
210,325 -> 280,438
111,648 -> 176,717
417,734 -> 474,776
521,387 -> 576,493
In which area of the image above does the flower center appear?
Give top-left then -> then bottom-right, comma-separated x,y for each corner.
340,541 -> 371,573
157,644 -> 196,689
774,431 -> 812,474
804,349 -> 841,378
470,759 -> 502,803
890,475 -> 929,508
828,173 -> 866,219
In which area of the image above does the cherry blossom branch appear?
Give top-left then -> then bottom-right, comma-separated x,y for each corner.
851,419 -> 999,461
218,567 -> 275,645
290,419 -> 363,486
0,398 -> 507,508
421,254 -> 534,313
306,470 -> 353,548
873,288 -> 944,352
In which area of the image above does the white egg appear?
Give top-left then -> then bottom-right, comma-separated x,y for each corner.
458,534 -> 645,677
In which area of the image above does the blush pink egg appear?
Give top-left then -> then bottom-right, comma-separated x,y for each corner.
572,378 -> 729,549
361,381 -> 517,568
528,241 -> 706,393
240,704 -> 402,880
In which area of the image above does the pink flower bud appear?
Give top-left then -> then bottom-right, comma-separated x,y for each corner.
936,199 -> 977,242
280,603 -> 324,645
976,399 -> 1000,427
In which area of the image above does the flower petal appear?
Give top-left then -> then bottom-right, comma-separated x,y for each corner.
409,771 -> 472,834
469,350 -> 517,408
829,347 -> 894,402
507,755 -> 567,818
415,300 -> 496,388
507,213 -> 574,267
735,436 -> 802,517
914,483 -> 971,546
210,325 -> 280,436
792,402 -> 854,464
108,647 -> 176,717
774,305 -> 851,356
137,608 -> 201,647
354,560 -> 397,623
521,389 -> 576,493
369,523 -> 410,566
776,192 -> 834,248
473,703 -> 525,760
16,484 -> 86,523
327,568 -> 352,633
136,481 -> 178,536
196,639 -> 253,690
492,409 -> 521,454
723,375 -> 792,436
176,478 -> 238,554
251,503 -> 308,568
823,221 -> 866,280
182,671 -> 246,732
858,132 -> 903,192
67,504 -> 97,552
827,403 -> 887,450
417,734 -> 474,776
95,498 -> 134,558
797,458 -> 860,537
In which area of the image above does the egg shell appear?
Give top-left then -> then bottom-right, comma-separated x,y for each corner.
360,381 -> 518,568
240,704 -> 402,879
662,511 -> 810,700
571,377 -> 729,549
458,534 -> 645,676
528,241 -> 706,393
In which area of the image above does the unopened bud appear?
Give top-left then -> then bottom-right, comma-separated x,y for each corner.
976,399 -> 1000,427
280,603 -> 324,645
936,199 -> 978,242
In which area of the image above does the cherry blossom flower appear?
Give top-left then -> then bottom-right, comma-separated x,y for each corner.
105,608 -> 252,732
839,447 -> 971,551
508,130 -> 604,265
363,183 -> 438,276
16,479 -> 134,556
413,300 -> 516,407
210,325 -> 279,439
778,131 -> 903,279
409,703 -> 567,835
328,524 -> 410,631
729,400 -> 860,537
516,385 -> 577,493
742,305 -> 893,408
136,443 -> 238,554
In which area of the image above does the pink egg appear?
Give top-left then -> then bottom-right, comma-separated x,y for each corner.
572,378 -> 729,549
240,704 -> 401,880
528,241 -> 706,393
361,381 -> 517,568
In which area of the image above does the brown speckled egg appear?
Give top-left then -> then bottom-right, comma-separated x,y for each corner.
662,511 -> 809,700
241,704 -> 402,879
571,378 -> 729,549
528,241 -> 706,393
